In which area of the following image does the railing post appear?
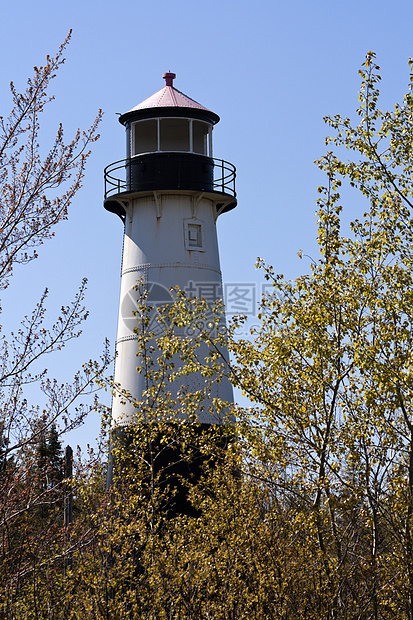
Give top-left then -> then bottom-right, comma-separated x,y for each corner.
222,160 -> 224,193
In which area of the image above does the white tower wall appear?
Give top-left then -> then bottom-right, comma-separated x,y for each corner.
112,191 -> 233,425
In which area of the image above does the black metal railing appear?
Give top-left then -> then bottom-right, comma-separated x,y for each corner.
104,155 -> 236,199
104,158 -> 127,197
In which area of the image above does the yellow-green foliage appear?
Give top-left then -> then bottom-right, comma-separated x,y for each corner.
5,52 -> 413,619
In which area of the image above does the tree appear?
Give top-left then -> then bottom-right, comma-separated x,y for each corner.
93,51 -> 413,618
56,52 -> 413,619
0,34 -> 108,615
221,52 -> 413,618
0,31 -> 101,291
36,423 -> 63,482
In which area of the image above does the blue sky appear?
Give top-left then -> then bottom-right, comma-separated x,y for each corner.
1,0 -> 413,450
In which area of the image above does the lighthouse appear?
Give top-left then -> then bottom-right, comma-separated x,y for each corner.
104,72 -> 237,431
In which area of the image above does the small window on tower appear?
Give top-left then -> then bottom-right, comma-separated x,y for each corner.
184,219 -> 204,251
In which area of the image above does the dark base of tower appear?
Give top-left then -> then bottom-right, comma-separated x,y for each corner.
107,422 -> 236,518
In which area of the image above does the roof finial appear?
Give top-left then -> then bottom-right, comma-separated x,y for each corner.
163,71 -> 176,87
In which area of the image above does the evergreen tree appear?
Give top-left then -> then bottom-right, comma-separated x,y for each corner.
36,424 -> 63,490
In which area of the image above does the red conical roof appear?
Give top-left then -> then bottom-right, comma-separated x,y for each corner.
119,72 -> 220,125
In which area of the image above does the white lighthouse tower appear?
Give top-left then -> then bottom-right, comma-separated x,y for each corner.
104,72 -> 237,428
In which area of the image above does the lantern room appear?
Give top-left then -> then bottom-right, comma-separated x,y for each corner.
104,72 -> 236,219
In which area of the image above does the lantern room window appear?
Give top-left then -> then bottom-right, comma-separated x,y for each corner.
160,119 -> 189,151
132,120 -> 157,154
193,121 -> 209,154
131,118 -> 212,156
